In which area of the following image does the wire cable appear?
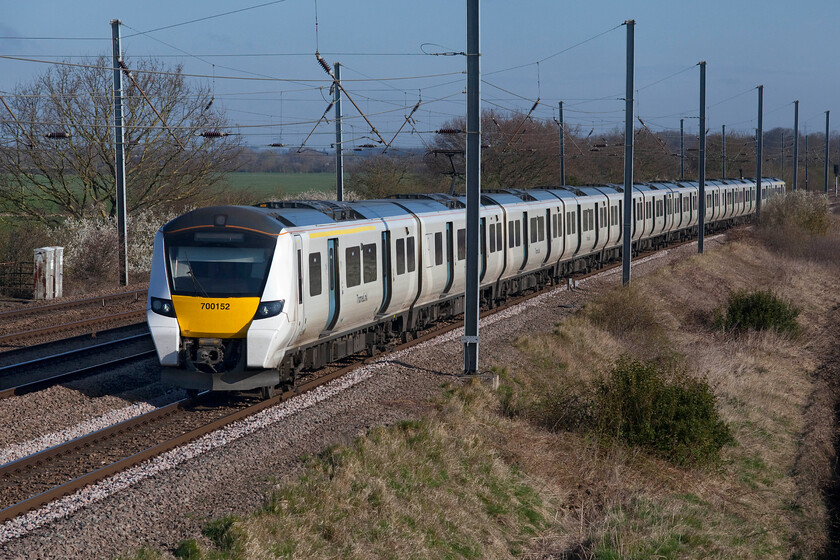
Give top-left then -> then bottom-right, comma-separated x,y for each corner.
122,0 -> 291,38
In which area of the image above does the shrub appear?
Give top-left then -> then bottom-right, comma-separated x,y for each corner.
759,190 -> 830,236
595,358 -> 734,466
48,208 -> 182,282
202,515 -> 239,553
174,539 -> 201,559
713,289 -> 799,335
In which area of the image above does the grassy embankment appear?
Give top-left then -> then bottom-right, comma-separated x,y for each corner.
123,192 -> 840,559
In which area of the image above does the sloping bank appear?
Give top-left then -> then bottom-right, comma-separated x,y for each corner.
123,193 -> 840,560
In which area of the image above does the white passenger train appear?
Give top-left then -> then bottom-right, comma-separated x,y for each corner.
147,177 -> 785,394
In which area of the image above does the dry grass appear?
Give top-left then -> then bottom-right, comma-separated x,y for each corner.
498,228 -> 840,558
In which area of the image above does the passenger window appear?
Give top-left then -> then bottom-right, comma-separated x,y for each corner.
362,243 -> 377,283
309,252 -> 322,296
346,246 -> 361,287
434,232 -> 443,266
538,216 -> 545,241
396,238 -> 406,275
489,223 -> 496,253
407,236 -> 416,272
457,228 -> 466,260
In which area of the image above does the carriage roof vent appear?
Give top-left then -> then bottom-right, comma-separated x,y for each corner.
386,193 -> 465,209
255,200 -> 365,222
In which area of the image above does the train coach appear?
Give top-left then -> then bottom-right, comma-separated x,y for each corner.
146,177 -> 785,396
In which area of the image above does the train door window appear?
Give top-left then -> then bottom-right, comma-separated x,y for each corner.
538,216 -> 545,241
396,239 -> 406,275
489,223 -> 496,253
515,220 -> 521,247
407,236 -> 416,272
600,206 -> 607,227
530,217 -> 537,243
508,220 -> 515,248
645,201 -> 651,219
581,210 -> 588,231
457,228 -> 466,260
434,232 -> 443,266
297,249 -> 303,304
309,252 -> 322,296
552,214 -> 558,237
346,246 -> 361,287
362,243 -> 377,284
495,222 -> 502,250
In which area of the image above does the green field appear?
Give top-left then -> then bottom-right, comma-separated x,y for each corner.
219,172 -> 334,198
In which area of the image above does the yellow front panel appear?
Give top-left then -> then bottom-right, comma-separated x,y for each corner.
171,296 -> 260,338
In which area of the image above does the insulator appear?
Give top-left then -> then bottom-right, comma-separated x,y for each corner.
593,143 -> 608,148
359,144 -> 377,148
268,143 -> 287,148
44,131 -> 70,139
436,128 -> 462,135
204,97 -> 214,112
529,99 -> 539,113
200,131 -> 231,138
315,52 -> 332,75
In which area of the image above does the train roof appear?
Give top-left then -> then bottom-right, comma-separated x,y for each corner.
162,205 -> 289,235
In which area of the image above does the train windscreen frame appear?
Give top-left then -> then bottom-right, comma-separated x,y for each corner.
164,230 -> 277,298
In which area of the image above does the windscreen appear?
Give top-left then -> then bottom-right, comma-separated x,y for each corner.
165,230 -> 276,297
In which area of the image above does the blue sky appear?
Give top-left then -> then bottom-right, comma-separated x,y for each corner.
1,1 -> 836,151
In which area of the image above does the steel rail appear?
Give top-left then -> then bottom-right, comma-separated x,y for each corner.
0,310 -> 146,347
0,290 -> 146,321
0,349 -> 156,401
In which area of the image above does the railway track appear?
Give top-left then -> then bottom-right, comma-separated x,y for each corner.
0,334 -> 156,400
0,290 -> 146,321
0,310 -> 147,349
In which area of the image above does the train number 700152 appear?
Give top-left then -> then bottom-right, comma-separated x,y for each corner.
200,302 -> 231,310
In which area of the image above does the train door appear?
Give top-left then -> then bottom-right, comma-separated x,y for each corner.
444,222 -> 454,293
294,235 -> 305,329
325,238 -> 340,332
544,209 -> 551,263
378,231 -> 392,314
521,212 -> 529,269
480,217 -> 487,281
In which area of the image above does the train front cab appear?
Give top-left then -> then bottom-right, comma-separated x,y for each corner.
147,206 -> 295,392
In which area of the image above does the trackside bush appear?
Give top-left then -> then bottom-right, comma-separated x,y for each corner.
714,289 -> 799,335
595,358 -> 733,466
759,190 -> 830,236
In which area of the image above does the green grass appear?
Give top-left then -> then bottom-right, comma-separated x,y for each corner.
220,172 -> 334,198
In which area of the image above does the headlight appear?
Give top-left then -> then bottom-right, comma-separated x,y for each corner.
150,297 -> 176,317
254,300 -> 285,320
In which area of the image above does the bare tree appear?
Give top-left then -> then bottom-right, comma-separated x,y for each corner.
431,110 -> 558,190
0,56 -> 241,223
